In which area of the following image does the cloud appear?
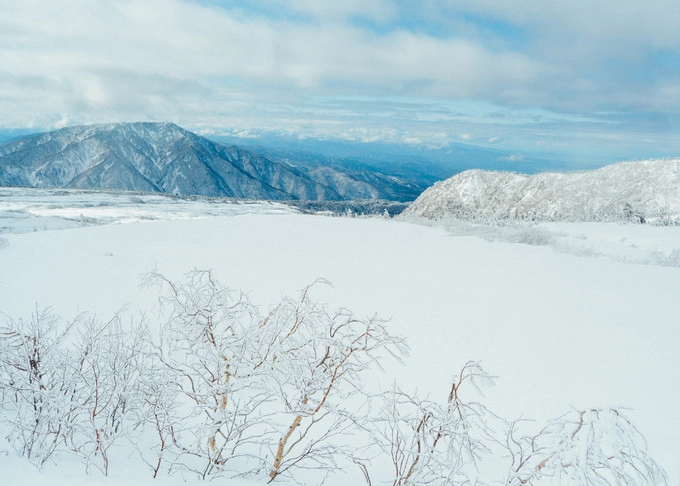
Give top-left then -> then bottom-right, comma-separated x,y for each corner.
0,0 -> 549,130
456,0 -> 680,48
0,1 -> 538,100
0,0 -> 678,165
272,0 -> 397,23
499,153 -> 525,162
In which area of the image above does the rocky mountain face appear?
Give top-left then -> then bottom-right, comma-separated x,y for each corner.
403,159 -> 680,224
0,122 -> 418,201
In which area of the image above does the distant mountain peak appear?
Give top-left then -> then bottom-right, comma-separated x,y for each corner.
0,122 -> 419,202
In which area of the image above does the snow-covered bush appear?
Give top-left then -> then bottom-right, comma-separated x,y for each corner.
0,309 -> 78,466
648,249 -> 680,267
69,314 -> 150,475
0,310 -> 150,474
0,274 -> 670,485
506,409 -> 667,485
142,270 -> 407,481
373,362 -> 667,486
372,361 -> 500,485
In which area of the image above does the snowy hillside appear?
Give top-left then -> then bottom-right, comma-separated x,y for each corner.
0,122 -> 418,201
404,158 -> 680,223
1,190 -> 679,485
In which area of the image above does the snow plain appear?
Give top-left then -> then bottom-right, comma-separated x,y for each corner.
1,189 -> 679,485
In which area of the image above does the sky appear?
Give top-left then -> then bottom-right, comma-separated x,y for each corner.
2,0 -> 680,166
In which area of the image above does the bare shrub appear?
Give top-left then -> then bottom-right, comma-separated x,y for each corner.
373,362 -> 500,485
0,274 -> 669,485
0,309 -> 79,465
506,409 -> 668,486
374,362 -> 667,486
143,270 -> 407,482
0,310 -> 150,474
68,315 -> 150,475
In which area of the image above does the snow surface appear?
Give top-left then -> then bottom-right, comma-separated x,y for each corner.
1,190 -> 679,484
0,187 -> 292,234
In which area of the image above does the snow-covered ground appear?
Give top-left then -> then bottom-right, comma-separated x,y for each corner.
1,189 -> 679,485
409,216 -> 680,267
0,187 -> 291,235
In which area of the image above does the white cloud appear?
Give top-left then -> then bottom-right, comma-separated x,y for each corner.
0,0 -> 550,130
0,1 -> 539,104
274,0 -> 397,23
448,0 -> 680,48
0,0 -> 678,164
499,153 -> 525,162
54,115 -> 71,129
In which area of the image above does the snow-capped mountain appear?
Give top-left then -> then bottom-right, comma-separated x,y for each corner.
404,158 -> 680,223
0,122 -> 417,201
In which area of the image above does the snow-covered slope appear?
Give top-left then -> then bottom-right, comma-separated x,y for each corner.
0,122 -> 416,201
404,158 -> 680,223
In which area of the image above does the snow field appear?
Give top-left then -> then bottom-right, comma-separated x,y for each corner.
0,205 -> 679,484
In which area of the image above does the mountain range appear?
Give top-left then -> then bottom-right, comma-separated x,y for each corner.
3,122 -> 679,223
0,122 -> 420,201
403,159 -> 680,224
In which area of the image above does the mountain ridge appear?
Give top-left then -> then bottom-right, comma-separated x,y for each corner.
0,122 -> 419,201
403,158 -> 680,224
